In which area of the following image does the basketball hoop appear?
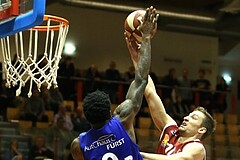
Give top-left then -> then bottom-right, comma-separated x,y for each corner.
0,15 -> 69,97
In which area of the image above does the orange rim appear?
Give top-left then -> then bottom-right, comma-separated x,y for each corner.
32,15 -> 69,31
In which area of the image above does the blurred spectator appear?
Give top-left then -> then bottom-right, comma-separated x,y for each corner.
28,135 -> 54,160
193,69 -> 212,112
49,87 -> 64,103
124,65 -> 135,82
149,68 -> 159,85
0,80 -> 15,99
48,116 -> 75,160
11,96 -> 28,120
84,64 -> 102,96
58,56 -> 76,100
177,68 -> 193,106
24,87 -> 48,124
40,85 -> 52,111
123,65 -> 135,97
58,56 -> 75,80
71,106 -> 91,133
173,95 -> 190,124
54,103 -> 73,131
49,87 -> 65,113
214,76 -> 230,113
104,61 -> 121,103
0,80 -> 15,120
4,139 -> 23,160
161,68 -> 179,101
163,97 -> 175,118
189,103 -> 197,112
41,85 -> 64,114
74,68 -> 82,77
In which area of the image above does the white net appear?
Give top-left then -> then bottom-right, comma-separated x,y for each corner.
0,15 -> 69,97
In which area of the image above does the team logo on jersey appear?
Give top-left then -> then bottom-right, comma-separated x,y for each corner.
161,134 -> 169,147
170,130 -> 177,136
84,134 -> 116,151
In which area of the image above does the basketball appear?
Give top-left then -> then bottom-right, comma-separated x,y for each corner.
124,10 -> 157,49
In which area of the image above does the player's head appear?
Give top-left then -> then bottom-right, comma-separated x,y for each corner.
10,139 -> 18,149
195,107 -> 216,139
35,135 -> 46,148
83,90 -> 111,125
179,106 -> 216,140
198,69 -> 206,78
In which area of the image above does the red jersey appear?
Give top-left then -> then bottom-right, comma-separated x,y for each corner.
156,123 -> 206,159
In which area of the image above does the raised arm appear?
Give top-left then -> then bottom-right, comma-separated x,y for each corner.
144,75 -> 176,131
124,7 -> 175,131
114,6 -> 158,137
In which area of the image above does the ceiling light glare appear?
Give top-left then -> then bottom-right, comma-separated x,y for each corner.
64,42 -> 76,55
223,74 -> 232,84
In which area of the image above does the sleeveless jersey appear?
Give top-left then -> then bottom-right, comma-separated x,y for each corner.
79,116 -> 143,160
156,123 -> 206,159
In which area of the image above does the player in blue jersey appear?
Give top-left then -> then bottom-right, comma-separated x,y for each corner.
70,6 -> 159,160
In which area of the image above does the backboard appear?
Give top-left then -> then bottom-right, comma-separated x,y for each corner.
0,0 -> 46,38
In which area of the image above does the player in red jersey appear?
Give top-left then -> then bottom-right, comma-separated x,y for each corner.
141,77 -> 216,160
126,30 -> 216,160
139,76 -> 216,160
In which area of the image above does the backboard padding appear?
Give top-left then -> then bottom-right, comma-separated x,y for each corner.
0,0 -> 46,38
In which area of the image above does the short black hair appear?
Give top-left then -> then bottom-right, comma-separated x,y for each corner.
83,90 -> 111,124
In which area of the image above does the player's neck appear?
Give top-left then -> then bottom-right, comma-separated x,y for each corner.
178,135 -> 199,143
92,120 -> 110,129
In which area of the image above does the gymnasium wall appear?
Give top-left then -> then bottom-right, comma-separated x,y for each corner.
41,3 -> 240,114
44,3 -> 219,85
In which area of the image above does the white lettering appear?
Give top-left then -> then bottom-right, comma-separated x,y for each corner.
106,138 -> 125,150
84,134 -> 116,151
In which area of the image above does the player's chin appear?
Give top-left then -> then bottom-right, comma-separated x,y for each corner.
178,125 -> 185,132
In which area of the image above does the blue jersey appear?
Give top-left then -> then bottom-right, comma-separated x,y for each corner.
79,116 -> 143,160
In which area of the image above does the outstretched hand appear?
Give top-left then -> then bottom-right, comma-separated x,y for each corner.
125,6 -> 159,68
138,6 -> 159,36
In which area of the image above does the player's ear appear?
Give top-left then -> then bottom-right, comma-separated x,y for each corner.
198,127 -> 207,134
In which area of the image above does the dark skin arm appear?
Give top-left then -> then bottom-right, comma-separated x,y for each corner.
126,9 -> 174,134
71,137 -> 84,160
71,7 -> 158,159
113,6 -> 159,142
